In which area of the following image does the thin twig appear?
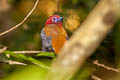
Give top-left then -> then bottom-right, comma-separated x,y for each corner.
93,60 -> 120,73
0,47 -> 7,53
0,0 -> 40,37
56,0 -> 60,12
8,60 -> 27,65
13,51 -> 44,54
92,75 -> 103,80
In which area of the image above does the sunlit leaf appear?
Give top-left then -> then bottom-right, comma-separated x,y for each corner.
3,65 -> 48,80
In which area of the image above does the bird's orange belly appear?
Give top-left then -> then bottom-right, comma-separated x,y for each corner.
52,36 -> 66,54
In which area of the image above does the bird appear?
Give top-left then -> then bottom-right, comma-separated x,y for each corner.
41,15 -> 68,54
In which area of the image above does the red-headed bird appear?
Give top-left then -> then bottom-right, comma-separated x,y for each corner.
41,15 -> 68,54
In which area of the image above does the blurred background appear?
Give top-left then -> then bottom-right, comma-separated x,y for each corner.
1,0 -> 120,80
0,0 -> 98,51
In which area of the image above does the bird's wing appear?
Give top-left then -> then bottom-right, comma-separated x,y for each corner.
40,29 -> 54,52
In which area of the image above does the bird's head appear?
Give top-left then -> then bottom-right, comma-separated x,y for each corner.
45,15 -> 63,27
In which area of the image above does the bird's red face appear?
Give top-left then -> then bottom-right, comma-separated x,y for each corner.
45,15 -> 63,27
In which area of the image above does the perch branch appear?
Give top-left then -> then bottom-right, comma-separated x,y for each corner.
13,51 -> 44,54
45,0 -> 120,80
0,0 -> 39,37
93,60 -> 120,73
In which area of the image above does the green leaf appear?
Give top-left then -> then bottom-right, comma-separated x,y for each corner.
36,52 -> 56,58
27,57 -> 50,69
4,51 -> 50,69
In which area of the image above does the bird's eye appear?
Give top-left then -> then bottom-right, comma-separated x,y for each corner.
52,17 -> 57,22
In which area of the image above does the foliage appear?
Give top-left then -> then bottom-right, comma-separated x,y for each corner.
3,65 -> 48,80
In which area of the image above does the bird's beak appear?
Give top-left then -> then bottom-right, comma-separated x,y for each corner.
57,17 -> 63,22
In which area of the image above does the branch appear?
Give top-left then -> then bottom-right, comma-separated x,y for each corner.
0,47 -> 7,53
8,60 -> 27,65
92,75 -> 103,80
13,51 -> 44,54
45,0 -> 120,80
0,0 -> 39,37
56,0 -> 60,12
93,60 -> 120,73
